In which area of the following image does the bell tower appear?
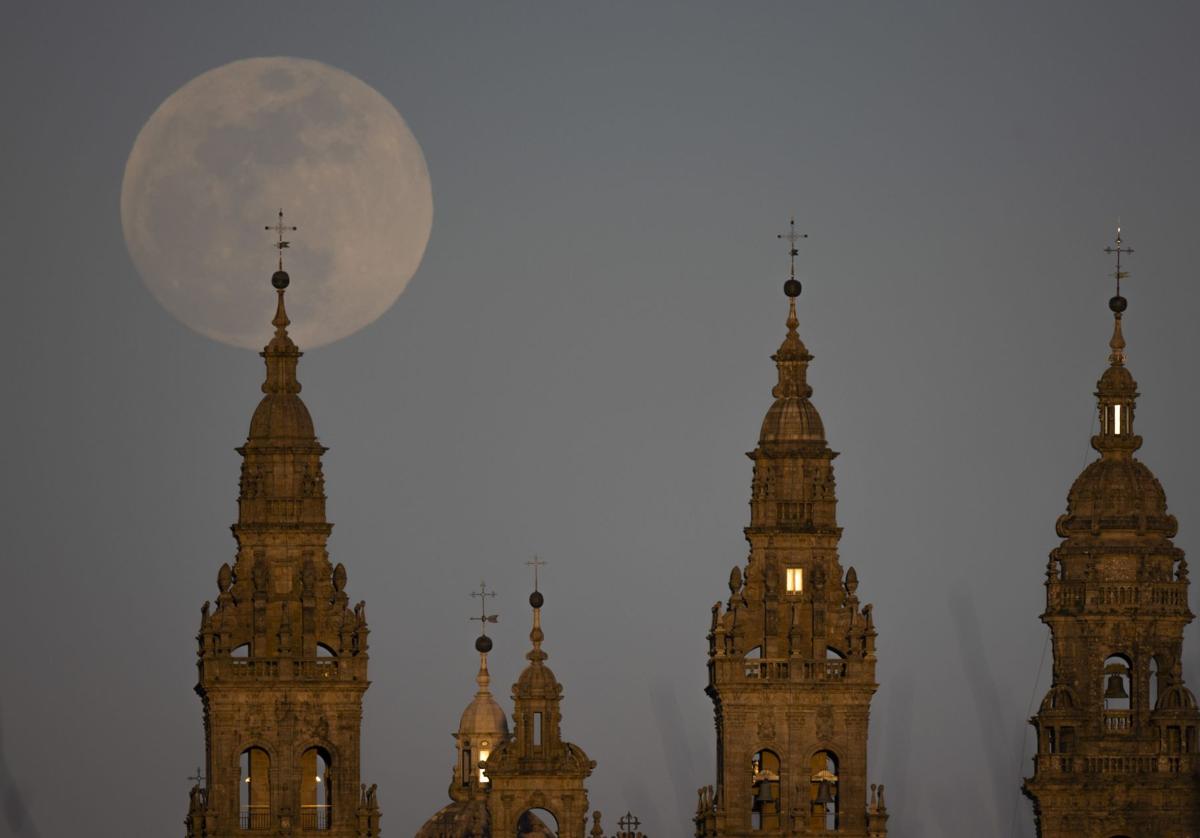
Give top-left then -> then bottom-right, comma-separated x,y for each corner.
185,224 -> 381,838
696,225 -> 888,837
1024,230 -> 1200,837
484,564 -> 596,838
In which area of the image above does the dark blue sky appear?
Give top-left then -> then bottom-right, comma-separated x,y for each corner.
4,3 -> 1200,836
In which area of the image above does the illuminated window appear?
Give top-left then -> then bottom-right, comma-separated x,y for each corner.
786,568 -> 803,593
1114,404 -> 1122,435
478,745 -> 490,783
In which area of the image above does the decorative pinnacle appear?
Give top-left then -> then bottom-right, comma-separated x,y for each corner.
1103,225 -> 1133,366
266,208 -> 298,273
525,556 -> 547,662
618,812 -> 642,834
470,580 -> 499,638
1103,223 -> 1133,299
777,217 -> 807,285
526,555 -> 546,594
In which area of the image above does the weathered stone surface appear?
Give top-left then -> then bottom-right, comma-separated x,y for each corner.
1024,308 -> 1200,837
696,289 -> 887,838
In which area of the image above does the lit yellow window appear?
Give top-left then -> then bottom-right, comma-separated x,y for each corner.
475,744 -> 489,782
1113,404 -> 1122,435
786,568 -> 803,593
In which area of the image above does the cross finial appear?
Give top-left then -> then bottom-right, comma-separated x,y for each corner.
618,811 -> 641,834
187,766 -> 205,786
1103,223 -> 1134,297
265,209 -> 298,271
469,580 -> 499,633
776,217 -> 807,281
526,555 -> 546,591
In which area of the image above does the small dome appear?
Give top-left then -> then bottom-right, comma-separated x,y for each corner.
516,661 -> 562,698
1098,364 -> 1136,396
1056,456 -> 1177,538
759,397 -> 825,444
248,394 -> 316,441
1156,684 -> 1198,712
1039,684 -> 1077,713
458,691 -> 509,739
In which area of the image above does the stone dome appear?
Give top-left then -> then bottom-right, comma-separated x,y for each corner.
1156,683 -> 1198,712
248,393 -> 316,441
459,691 -> 509,738
759,397 -> 825,444
1098,363 -> 1136,396
515,661 -> 562,698
1056,455 -> 1177,539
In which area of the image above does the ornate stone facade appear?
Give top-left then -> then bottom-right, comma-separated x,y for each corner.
416,585 -> 596,838
185,269 -> 381,838
1024,282 -> 1200,837
696,280 -> 887,837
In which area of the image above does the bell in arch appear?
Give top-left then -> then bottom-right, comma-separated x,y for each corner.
1105,673 -> 1129,700
753,780 -> 776,806
813,779 -> 836,806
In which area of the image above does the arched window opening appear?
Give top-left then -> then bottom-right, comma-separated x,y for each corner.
517,807 -> 559,838
826,647 -> 845,660
750,749 -> 781,831
316,643 -> 337,658
231,643 -> 250,658
1103,655 -> 1132,717
300,747 -> 332,830
745,646 -> 763,660
239,747 -> 270,830
460,743 -> 471,787
810,750 -> 839,832
477,738 -> 492,784
1149,657 -> 1161,709
1112,403 -> 1122,435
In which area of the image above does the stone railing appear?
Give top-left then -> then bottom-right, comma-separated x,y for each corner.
1047,581 -> 1188,614
1035,753 -> 1196,775
202,656 -> 362,683
1103,710 -> 1133,733
725,658 -> 849,683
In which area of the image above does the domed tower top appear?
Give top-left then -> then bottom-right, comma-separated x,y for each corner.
760,218 -> 825,446
1055,226 -> 1178,544
248,209 -> 315,444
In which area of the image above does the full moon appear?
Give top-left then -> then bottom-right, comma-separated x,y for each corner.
121,57 -> 432,350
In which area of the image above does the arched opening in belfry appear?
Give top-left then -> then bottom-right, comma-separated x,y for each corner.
745,645 -> 763,659
750,749 -> 781,831
231,643 -> 250,658
316,643 -> 337,658
1103,655 -> 1132,716
826,646 -> 845,660
1149,656 -> 1162,709
517,807 -> 559,838
239,747 -> 271,830
300,747 -> 332,830
476,737 -> 493,784
810,750 -> 839,832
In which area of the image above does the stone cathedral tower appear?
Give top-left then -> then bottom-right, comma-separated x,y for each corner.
1024,235 -> 1200,837
696,244 -> 888,838
185,261 -> 382,837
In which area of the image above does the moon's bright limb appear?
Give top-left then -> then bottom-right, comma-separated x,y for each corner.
121,57 -> 432,350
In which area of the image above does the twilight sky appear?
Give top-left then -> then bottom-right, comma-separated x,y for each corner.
4,3 -> 1200,837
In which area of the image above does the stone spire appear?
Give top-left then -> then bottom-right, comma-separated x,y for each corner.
759,281 -> 825,446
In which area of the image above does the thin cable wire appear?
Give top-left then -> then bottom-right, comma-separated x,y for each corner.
1007,404 -> 1097,837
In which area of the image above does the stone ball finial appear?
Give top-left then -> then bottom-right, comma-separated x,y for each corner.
784,278 -> 802,298
529,590 -> 544,608
475,634 -> 493,654
272,270 -> 291,290
1109,294 -> 1127,313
